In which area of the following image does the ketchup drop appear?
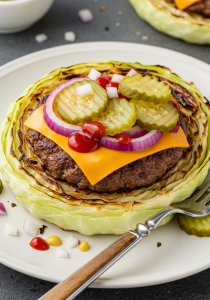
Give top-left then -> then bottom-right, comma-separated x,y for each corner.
29,237 -> 49,251
96,75 -> 112,89
68,132 -> 101,153
68,122 -> 107,153
96,75 -> 130,100
117,134 -> 132,145
106,82 -> 119,89
82,122 -> 107,139
106,82 -> 130,100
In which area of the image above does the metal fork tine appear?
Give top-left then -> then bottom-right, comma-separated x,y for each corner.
197,170 -> 210,190
188,178 -> 210,204
205,193 -> 210,207
172,173 -> 210,211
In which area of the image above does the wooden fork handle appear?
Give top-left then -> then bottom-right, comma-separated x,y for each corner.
40,232 -> 140,300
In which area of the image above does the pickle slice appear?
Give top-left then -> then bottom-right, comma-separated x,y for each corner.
95,98 -> 136,136
131,100 -> 179,133
0,179 -> 2,194
177,214 -> 210,237
119,74 -> 171,105
55,80 -> 109,124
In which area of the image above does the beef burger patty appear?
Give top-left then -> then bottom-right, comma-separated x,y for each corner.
187,0 -> 210,16
28,97 -> 188,193
173,0 -> 210,17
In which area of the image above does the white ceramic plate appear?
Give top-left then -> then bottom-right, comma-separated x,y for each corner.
0,42 -> 210,288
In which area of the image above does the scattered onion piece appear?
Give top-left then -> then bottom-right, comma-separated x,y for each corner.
64,235 -> 80,248
78,9 -> 93,23
111,74 -> 124,83
23,218 -> 38,237
5,223 -> 17,236
127,69 -> 137,76
101,130 -> 163,151
88,69 -> 101,80
44,77 -> 90,137
56,248 -> 69,259
76,83 -> 93,96
106,87 -> 118,98
0,203 -> 6,215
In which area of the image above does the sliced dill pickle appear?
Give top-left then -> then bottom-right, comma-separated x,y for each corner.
131,100 -> 179,133
95,98 -> 136,136
0,180 -> 2,194
177,214 -> 210,237
55,80 -> 109,124
119,74 -> 171,105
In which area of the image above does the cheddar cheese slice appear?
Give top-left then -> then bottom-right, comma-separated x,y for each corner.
174,0 -> 201,10
25,106 -> 189,186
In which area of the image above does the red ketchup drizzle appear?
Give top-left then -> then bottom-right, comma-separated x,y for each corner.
117,134 -> 132,145
82,122 -> 107,139
30,237 -> 49,251
68,122 -> 107,153
170,101 -> 180,133
96,75 -> 112,89
96,76 -> 130,100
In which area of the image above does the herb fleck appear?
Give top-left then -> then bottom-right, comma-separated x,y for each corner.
39,225 -> 47,235
157,242 -> 162,247
100,6 -> 107,11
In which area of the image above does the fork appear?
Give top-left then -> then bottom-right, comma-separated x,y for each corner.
40,172 -> 210,300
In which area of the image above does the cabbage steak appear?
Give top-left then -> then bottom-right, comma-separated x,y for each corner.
0,61 -> 210,235
129,0 -> 210,45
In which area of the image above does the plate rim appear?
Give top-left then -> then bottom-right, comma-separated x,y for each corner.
0,41 -> 210,288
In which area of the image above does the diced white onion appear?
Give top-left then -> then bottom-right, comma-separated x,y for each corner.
56,248 -> 69,259
106,87 -> 118,99
76,83 -> 93,96
35,34 -> 48,43
88,69 -> 101,80
126,69 -> 137,76
111,74 -> 124,83
5,223 -> 17,236
23,218 -> 38,237
78,9 -> 94,23
64,235 -> 80,248
64,31 -> 76,42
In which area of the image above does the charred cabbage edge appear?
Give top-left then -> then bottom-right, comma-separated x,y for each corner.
129,0 -> 210,45
0,60 -> 209,235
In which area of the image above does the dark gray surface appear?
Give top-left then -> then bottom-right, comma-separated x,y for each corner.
0,0 -> 210,299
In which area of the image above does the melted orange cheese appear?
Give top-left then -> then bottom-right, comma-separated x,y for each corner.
174,0 -> 201,10
24,106 -> 189,186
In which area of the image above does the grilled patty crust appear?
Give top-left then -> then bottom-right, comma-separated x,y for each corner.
28,97 -> 189,193
187,0 -> 210,17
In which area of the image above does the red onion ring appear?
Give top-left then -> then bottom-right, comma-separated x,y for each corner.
126,69 -> 137,76
101,130 -> 163,151
44,77 -> 90,137
111,126 -> 148,139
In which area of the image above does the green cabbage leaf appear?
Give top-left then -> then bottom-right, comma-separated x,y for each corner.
129,0 -> 210,45
0,61 -> 210,235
